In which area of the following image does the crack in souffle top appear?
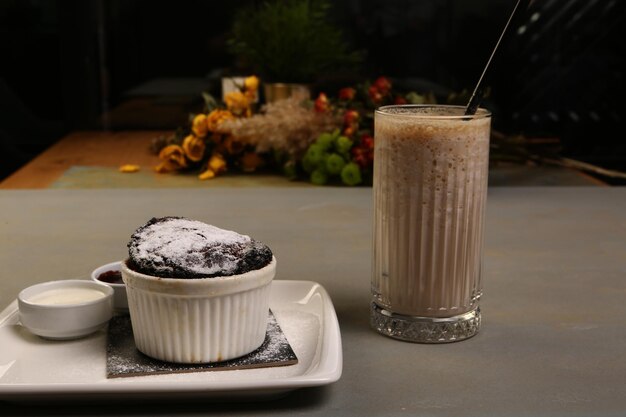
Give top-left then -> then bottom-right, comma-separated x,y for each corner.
127,217 -> 273,279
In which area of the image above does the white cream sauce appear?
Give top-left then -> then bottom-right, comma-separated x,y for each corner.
28,288 -> 106,305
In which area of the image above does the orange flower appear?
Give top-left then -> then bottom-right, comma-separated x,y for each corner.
182,135 -> 206,162
206,109 -> 235,132
155,144 -> 187,173
191,114 -> 208,138
119,164 -> 140,173
198,152 -> 227,180
224,91 -> 251,117
198,169 -> 216,180
244,75 -> 259,94
243,76 -> 260,102
208,153 -> 227,173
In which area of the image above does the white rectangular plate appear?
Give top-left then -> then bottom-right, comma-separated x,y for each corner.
0,280 -> 342,401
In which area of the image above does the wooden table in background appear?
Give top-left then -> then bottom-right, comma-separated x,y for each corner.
0,131 -> 164,189
0,131 -> 606,189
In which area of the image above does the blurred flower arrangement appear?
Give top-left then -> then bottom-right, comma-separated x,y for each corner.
150,76 -> 436,185
151,76 -> 262,180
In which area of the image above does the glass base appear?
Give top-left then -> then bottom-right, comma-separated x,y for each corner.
370,303 -> 481,343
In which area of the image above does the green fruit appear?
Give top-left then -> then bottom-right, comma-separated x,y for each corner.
341,162 -> 362,186
325,153 -> 346,175
330,128 -> 341,139
406,91 -> 425,104
336,135 -> 353,154
305,144 -> 325,165
310,168 -> 329,185
316,132 -> 335,150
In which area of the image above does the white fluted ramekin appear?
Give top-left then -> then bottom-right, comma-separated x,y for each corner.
121,256 -> 276,364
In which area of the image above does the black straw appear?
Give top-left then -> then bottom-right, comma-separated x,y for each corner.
465,0 -> 526,115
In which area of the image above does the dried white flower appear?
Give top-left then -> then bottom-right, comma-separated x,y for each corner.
219,97 -> 341,159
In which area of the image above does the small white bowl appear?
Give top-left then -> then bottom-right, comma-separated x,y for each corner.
91,261 -> 128,312
122,256 -> 276,364
18,280 -> 114,340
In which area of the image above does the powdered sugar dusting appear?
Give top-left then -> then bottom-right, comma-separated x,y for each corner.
127,217 -> 272,278
106,311 -> 297,378
133,218 -> 248,276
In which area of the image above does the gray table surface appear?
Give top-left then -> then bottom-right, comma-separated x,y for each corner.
1,187 -> 625,416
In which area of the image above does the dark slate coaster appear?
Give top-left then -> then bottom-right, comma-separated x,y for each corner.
106,310 -> 297,378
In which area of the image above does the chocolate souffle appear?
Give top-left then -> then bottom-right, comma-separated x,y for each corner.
127,216 -> 273,279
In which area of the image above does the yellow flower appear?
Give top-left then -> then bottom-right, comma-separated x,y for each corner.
206,109 -> 235,132
198,152 -> 227,180
243,75 -> 260,101
119,164 -> 140,173
244,75 -> 259,92
192,114 -> 208,138
224,91 -> 251,117
239,152 -> 264,173
155,144 -> 187,173
208,153 -> 227,173
182,135 -> 205,162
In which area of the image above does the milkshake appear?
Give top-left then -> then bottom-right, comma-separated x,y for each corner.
371,105 -> 491,343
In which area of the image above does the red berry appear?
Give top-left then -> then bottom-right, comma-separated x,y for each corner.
394,95 -> 408,105
374,77 -> 392,95
343,125 -> 356,137
353,153 -> 369,168
361,134 -> 374,149
344,109 -> 359,125
314,93 -> 329,113
338,87 -> 356,101
368,85 -> 383,103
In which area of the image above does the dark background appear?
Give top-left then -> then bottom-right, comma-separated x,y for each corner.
1,0 -> 624,182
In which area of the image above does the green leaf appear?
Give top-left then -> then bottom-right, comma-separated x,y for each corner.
202,92 -> 219,113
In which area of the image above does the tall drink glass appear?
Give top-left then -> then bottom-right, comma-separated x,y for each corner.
371,105 -> 491,343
